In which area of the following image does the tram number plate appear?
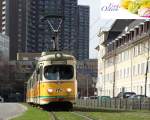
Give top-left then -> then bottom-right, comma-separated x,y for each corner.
56,88 -> 63,93
51,60 -> 66,64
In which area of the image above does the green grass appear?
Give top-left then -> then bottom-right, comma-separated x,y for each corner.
54,112 -> 88,120
80,110 -> 150,120
12,104 -> 150,120
11,104 -> 49,120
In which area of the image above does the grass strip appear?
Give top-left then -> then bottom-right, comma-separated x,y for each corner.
11,104 -> 50,120
80,110 -> 150,120
54,112 -> 89,120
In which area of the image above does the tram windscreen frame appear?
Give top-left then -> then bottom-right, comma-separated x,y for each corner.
44,65 -> 74,80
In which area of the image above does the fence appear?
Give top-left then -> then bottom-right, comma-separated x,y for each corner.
74,98 -> 150,110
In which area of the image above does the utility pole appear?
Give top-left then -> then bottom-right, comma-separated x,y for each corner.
113,40 -> 116,98
145,37 -> 150,97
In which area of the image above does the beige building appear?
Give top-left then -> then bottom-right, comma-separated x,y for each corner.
97,20 -> 150,97
96,29 -> 108,96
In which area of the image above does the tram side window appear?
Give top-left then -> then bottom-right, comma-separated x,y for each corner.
36,68 -> 39,81
38,66 -> 43,81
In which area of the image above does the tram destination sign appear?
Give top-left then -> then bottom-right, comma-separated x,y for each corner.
51,60 -> 67,65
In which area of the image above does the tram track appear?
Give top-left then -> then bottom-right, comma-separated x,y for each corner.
49,112 -> 60,120
71,112 -> 95,120
49,111 -> 96,120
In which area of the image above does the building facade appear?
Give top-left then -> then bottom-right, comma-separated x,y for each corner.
0,33 -> 9,61
96,30 -> 108,96
77,59 -> 98,97
0,0 -> 26,60
0,0 -> 89,60
0,0 -> 9,35
77,5 -> 89,60
8,53 -> 41,102
97,20 -> 150,97
0,33 -> 9,100
9,0 -> 26,60
26,0 -> 89,60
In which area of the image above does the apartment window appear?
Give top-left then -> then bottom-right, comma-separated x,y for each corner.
129,33 -> 132,41
115,55 -> 119,63
122,36 -> 125,45
140,24 -> 144,34
146,21 -> 150,31
138,64 -> 140,74
127,67 -> 130,77
141,86 -> 143,94
148,61 -> 150,72
135,45 -> 138,56
138,44 -> 142,54
122,52 -> 125,61
115,71 -> 119,80
133,65 -> 136,76
116,40 -> 119,48
118,39 -> 121,47
135,27 -> 139,36
120,69 -> 122,79
141,42 -> 146,53
144,21 -> 150,33
131,31 -> 134,40
126,34 -> 129,43
141,62 -> 145,74
124,68 -> 126,78
149,84 -> 150,94
110,73 -> 113,83
18,8 -> 22,12
135,65 -> 138,75
124,51 -> 129,60
118,54 -> 121,62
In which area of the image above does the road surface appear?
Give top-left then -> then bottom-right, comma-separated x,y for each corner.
0,103 -> 26,120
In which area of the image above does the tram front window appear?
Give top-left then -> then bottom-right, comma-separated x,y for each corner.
44,65 -> 74,80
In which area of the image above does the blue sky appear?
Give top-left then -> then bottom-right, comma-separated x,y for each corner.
78,0 -> 114,59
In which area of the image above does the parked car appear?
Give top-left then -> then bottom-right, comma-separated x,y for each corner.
80,96 -> 89,100
128,95 -> 147,99
0,96 -> 4,102
89,96 -> 98,99
98,96 -> 111,102
116,92 -> 136,99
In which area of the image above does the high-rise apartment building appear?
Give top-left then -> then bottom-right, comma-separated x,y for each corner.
26,0 -> 65,52
26,0 -> 89,60
77,5 -> 89,60
0,0 -> 2,33
9,0 -> 26,60
0,0 -> 26,60
0,0 -> 9,35
0,0 -> 89,60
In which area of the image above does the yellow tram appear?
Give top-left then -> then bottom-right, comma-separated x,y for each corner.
26,51 -> 77,108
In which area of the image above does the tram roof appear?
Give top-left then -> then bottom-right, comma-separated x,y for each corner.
38,51 -> 76,61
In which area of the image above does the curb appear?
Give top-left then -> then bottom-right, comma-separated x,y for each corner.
7,103 -> 27,120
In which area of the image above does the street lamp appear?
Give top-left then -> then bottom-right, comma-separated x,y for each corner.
83,63 -> 89,97
86,75 -> 89,97
92,77 -> 97,96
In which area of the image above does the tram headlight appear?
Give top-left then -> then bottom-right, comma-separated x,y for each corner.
55,53 -> 62,58
47,88 -> 53,93
66,88 -> 72,93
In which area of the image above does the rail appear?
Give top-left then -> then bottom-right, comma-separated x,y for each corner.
50,112 -> 60,120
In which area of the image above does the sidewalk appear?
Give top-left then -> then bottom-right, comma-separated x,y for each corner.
0,103 -> 27,120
